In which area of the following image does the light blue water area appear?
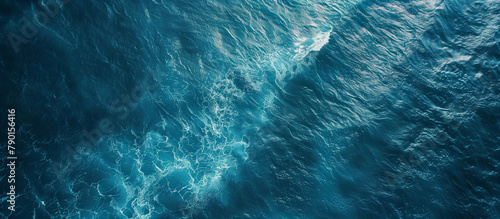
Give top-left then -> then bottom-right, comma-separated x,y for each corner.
0,0 -> 499,218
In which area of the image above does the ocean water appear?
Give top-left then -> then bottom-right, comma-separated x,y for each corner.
0,0 -> 499,218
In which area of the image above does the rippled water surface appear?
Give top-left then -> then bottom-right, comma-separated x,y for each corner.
1,0 -> 499,218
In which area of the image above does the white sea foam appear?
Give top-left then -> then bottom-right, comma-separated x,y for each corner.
293,28 -> 332,60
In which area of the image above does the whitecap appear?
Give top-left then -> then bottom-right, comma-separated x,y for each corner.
293,28 -> 332,60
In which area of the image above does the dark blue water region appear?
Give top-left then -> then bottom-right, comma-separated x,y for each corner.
0,0 -> 499,218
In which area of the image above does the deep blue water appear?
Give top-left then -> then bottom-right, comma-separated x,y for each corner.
1,0 -> 499,218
